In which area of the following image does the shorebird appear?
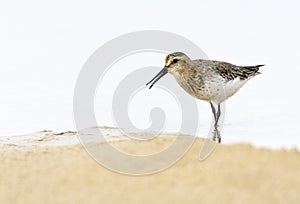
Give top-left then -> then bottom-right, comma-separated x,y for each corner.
146,52 -> 264,143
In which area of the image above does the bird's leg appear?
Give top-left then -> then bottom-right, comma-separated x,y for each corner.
213,127 -> 221,143
210,102 -> 217,122
210,102 -> 219,128
210,102 -> 222,143
215,103 -> 221,125
212,126 -> 221,143
215,103 -> 222,143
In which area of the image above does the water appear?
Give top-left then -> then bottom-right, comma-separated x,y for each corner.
1,57 -> 299,150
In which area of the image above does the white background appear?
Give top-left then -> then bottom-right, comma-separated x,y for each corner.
1,0 -> 299,149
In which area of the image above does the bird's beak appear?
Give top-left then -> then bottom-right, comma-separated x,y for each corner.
146,67 -> 168,89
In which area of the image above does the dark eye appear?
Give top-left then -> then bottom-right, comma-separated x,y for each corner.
172,58 -> 178,64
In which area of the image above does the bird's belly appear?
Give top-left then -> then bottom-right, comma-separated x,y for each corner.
223,78 -> 247,99
204,78 -> 248,103
175,76 -> 247,103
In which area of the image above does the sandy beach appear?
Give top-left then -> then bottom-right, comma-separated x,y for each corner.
1,135 -> 300,204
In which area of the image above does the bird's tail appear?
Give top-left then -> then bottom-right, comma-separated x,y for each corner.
242,64 -> 265,76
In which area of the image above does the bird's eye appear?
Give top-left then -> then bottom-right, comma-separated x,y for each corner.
172,58 -> 178,64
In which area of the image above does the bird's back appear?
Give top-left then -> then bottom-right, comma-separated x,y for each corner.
193,59 -> 264,81
187,59 -> 264,103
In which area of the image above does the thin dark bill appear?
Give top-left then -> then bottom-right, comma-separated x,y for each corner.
146,68 -> 168,89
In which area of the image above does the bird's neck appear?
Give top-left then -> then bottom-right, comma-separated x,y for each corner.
173,65 -> 196,80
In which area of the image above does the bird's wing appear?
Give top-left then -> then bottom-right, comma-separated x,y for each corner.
196,60 -> 264,81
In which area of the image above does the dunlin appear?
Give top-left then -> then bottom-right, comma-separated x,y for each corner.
146,52 -> 264,143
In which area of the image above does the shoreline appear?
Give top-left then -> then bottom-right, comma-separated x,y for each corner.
1,136 -> 300,203
1,127 -> 299,151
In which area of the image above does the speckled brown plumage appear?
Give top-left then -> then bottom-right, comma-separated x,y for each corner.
195,59 -> 264,81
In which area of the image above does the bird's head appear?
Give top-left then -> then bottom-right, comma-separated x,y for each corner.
164,52 -> 192,74
146,52 -> 192,89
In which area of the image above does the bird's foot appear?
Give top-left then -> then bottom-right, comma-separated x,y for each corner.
212,127 -> 221,143
212,135 -> 221,143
